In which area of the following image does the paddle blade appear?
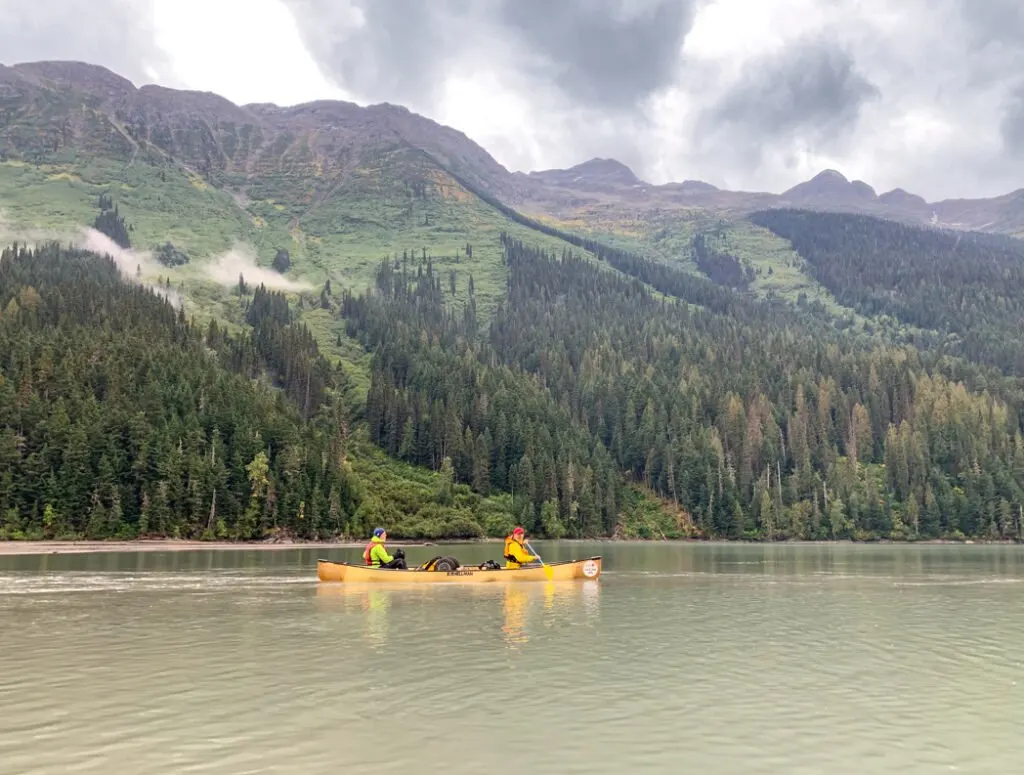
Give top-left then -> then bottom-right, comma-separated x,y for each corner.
543,563 -> 554,581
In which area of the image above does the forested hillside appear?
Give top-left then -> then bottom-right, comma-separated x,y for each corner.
749,209 -> 1024,375
5,212 -> 1024,542
0,244 -> 518,541
336,234 -> 1024,541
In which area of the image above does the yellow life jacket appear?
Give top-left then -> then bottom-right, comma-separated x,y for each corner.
503,534 -> 530,567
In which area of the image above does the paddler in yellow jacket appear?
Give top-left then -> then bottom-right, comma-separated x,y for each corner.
363,527 -> 407,569
503,526 -> 537,569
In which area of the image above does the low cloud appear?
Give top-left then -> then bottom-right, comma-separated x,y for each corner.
77,227 -> 183,308
79,227 -> 160,276
204,243 -> 311,292
0,221 -> 178,304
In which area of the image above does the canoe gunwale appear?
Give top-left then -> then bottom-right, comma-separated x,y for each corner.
316,555 -> 602,571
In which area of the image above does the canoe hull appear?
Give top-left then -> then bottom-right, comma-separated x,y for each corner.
316,556 -> 602,584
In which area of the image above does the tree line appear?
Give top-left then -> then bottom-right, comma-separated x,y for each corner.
749,208 -> 1024,376
692,233 -> 755,290
0,243 -> 363,540
345,233 -> 1024,540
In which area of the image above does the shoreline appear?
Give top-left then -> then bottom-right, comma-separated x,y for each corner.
0,538 -> 502,556
0,536 -> 1018,556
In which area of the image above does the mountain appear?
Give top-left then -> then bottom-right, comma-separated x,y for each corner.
4,60 -> 1024,240
780,170 -> 877,206
0,60 -> 525,201
2,60 -> 1024,544
526,158 -> 645,191
0,59 -> 588,322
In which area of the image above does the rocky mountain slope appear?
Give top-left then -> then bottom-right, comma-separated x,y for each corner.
0,60 -> 524,200
3,60 -> 1024,239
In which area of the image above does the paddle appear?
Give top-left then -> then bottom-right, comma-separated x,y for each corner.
526,541 -> 554,581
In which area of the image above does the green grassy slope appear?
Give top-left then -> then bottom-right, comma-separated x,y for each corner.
528,204 -> 854,315
0,151 -> 599,406
0,149 -> 585,317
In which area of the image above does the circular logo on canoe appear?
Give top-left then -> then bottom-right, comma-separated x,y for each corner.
582,560 -> 599,578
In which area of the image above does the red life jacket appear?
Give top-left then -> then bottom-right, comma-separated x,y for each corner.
363,541 -> 376,565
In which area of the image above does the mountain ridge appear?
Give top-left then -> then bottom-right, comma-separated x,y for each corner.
3,59 -> 1024,236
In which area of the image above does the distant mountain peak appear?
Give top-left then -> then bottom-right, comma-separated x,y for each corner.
850,180 -> 877,198
528,157 -> 645,190
11,60 -> 136,100
782,168 -> 878,205
878,188 -> 928,209
813,168 -> 848,182
680,179 -> 719,192
574,157 -> 639,177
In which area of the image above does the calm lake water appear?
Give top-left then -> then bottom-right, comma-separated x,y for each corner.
1,542 -> 1022,774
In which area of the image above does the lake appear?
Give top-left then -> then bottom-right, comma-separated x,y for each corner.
1,542 -> 1022,774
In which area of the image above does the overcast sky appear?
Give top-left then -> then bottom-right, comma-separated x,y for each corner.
3,0 -> 1023,200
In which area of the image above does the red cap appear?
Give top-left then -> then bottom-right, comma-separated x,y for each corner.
512,526 -> 524,535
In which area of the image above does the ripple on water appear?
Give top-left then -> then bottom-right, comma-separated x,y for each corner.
1,543 -> 1023,774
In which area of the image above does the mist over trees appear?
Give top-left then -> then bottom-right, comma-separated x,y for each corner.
0,244 -> 359,540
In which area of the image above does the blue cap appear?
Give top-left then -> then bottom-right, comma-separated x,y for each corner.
373,527 -> 385,538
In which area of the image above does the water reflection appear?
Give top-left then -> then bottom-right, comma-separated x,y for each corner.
502,586 -> 528,648
506,581 -> 603,648
311,580 -> 602,652
314,583 -> 394,648
581,579 -> 600,618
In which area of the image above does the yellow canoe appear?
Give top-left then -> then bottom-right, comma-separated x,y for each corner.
316,556 -> 602,584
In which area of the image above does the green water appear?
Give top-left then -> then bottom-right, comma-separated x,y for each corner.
1,542 -> 1022,774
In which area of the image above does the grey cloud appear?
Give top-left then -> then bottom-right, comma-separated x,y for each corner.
282,0 -> 1024,198
0,0 -> 169,86
281,0 -> 462,107
283,0 -> 695,111
1000,85 -> 1024,156
940,0 -> 1024,92
956,0 -> 1024,49
708,38 -> 880,153
496,0 -> 697,110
